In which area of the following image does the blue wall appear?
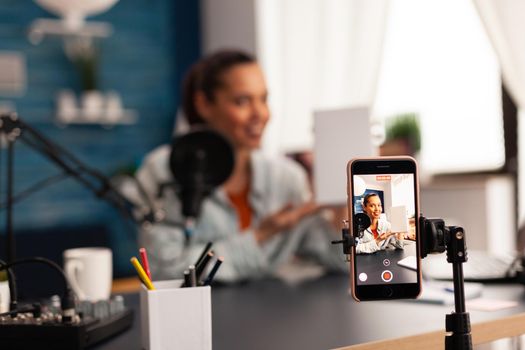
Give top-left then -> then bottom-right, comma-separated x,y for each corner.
0,0 -> 201,275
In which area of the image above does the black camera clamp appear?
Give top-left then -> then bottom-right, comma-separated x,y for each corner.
332,215 -> 472,350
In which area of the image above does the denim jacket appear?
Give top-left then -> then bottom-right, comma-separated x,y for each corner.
136,145 -> 347,282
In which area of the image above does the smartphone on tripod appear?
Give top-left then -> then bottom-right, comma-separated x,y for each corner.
347,157 -> 422,301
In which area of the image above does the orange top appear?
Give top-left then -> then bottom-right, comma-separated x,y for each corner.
227,186 -> 252,230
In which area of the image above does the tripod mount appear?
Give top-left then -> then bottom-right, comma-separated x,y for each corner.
332,214 -> 472,350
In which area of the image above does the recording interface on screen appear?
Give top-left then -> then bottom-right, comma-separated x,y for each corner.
353,174 -> 418,286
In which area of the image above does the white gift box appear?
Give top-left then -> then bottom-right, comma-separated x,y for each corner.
140,280 -> 211,350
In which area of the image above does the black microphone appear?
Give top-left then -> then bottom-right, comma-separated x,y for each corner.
354,213 -> 371,238
169,128 -> 234,232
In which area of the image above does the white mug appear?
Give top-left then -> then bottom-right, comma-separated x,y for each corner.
63,247 -> 112,301
0,280 -> 9,313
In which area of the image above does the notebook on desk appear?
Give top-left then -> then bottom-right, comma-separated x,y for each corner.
422,250 -> 518,282
416,280 -> 483,305
398,255 -> 417,270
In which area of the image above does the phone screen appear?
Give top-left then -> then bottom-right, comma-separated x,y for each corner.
349,158 -> 420,300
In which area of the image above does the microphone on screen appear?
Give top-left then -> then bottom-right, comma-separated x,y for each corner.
354,213 -> 371,239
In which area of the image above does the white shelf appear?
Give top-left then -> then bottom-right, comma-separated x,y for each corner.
28,18 -> 113,44
56,110 -> 138,127
55,90 -> 138,128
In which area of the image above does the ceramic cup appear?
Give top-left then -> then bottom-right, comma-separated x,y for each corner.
63,247 -> 112,301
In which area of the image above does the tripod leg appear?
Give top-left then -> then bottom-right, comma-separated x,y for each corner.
445,227 -> 472,350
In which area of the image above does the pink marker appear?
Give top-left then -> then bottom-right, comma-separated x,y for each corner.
139,248 -> 152,280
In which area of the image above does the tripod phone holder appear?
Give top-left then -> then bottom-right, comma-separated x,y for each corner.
332,214 -> 472,350
420,216 -> 471,350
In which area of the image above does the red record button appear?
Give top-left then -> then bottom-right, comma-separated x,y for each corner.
381,270 -> 393,282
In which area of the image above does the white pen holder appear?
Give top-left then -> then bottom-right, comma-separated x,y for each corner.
140,280 -> 212,350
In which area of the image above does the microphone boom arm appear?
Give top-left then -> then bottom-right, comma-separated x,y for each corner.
0,112 -> 155,232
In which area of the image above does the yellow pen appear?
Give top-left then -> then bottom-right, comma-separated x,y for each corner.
130,257 -> 156,290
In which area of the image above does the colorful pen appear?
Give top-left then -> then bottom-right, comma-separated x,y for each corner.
181,264 -> 199,288
130,257 -> 155,290
203,257 -> 224,286
195,242 -> 213,267
139,247 -> 152,280
196,251 -> 214,282
189,265 -> 197,287
182,270 -> 191,288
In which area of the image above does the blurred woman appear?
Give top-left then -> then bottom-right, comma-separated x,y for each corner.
137,50 -> 346,282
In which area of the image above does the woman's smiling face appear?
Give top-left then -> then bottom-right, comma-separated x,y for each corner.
363,194 -> 382,220
197,63 -> 270,151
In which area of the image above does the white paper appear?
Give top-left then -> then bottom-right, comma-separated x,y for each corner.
313,106 -> 374,205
